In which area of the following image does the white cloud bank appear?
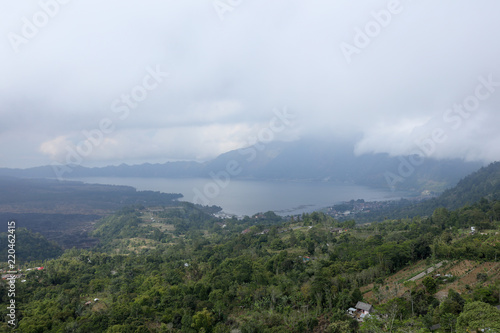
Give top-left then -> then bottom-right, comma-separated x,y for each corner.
0,0 -> 499,168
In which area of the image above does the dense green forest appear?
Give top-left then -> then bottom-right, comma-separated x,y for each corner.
0,228 -> 63,262
0,198 -> 499,332
0,178 -> 183,214
0,164 -> 500,332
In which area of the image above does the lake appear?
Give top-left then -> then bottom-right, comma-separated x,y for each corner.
75,177 -> 410,216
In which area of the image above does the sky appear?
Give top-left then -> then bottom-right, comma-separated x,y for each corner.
1,0 -> 499,169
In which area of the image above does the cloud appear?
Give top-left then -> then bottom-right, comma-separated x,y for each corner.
0,0 -> 499,168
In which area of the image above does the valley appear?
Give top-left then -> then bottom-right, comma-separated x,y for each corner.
0,163 -> 499,332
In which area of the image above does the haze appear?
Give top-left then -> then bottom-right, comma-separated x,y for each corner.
1,0 -> 499,168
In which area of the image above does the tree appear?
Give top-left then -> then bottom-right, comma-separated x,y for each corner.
359,315 -> 384,333
192,308 -> 214,333
422,276 -> 437,294
289,231 -> 298,247
403,281 -> 417,317
270,238 -> 285,250
440,313 -> 457,333
351,288 -> 363,304
213,322 -> 230,333
457,301 -> 500,332
473,286 -> 497,304
440,289 -> 464,315
432,207 -> 450,229
327,319 -> 358,333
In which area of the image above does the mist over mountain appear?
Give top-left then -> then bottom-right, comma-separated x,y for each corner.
0,139 -> 483,192
205,139 -> 484,191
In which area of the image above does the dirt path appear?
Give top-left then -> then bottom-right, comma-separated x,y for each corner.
408,261 -> 445,282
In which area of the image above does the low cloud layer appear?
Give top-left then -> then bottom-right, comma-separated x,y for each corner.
1,0 -> 499,168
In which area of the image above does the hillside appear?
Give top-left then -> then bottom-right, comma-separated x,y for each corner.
345,161 -> 500,223
0,177 -> 186,249
0,163 -> 499,332
0,228 -> 63,262
0,177 -> 183,214
431,161 -> 500,209
404,161 -> 500,216
1,195 -> 498,332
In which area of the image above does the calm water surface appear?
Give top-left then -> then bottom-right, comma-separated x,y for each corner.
76,177 -> 410,216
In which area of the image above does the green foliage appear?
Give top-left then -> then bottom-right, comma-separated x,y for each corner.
327,319 -> 358,333
422,276 -> 437,294
2,193 -> 500,332
192,308 -> 214,332
0,227 -> 63,262
439,289 -> 464,316
457,301 -> 500,331
472,286 -> 498,305
350,288 -> 363,304
349,161 -> 500,223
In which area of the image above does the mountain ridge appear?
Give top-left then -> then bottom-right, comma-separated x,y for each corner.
0,139 -> 484,192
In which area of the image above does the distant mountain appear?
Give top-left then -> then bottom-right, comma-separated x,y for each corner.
205,140 -> 483,192
0,161 -> 204,179
0,177 -> 182,215
0,139 -> 484,192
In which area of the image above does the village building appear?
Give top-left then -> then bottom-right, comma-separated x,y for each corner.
257,229 -> 270,235
347,301 -> 374,322
331,228 -> 343,234
356,301 -> 373,314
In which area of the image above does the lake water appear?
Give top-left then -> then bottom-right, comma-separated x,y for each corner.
76,177 -> 410,216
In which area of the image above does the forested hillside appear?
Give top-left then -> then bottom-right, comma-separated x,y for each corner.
431,161 -> 500,209
0,178 -> 189,249
1,197 -> 498,332
0,178 -> 183,215
351,161 -> 500,222
0,228 -> 63,262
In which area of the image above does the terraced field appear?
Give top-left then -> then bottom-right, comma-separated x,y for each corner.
362,259 -> 500,304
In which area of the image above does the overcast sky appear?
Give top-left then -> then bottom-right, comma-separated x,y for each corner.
1,0 -> 499,168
